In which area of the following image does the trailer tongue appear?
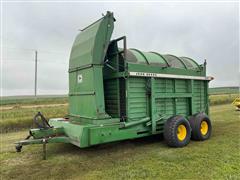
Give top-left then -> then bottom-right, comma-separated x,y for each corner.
16,11 -> 213,159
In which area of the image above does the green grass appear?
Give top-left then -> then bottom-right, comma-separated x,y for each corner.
0,104 -> 239,180
0,95 -> 67,106
0,105 -> 68,132
209,86 -> 239,95
209,94 -> 239,106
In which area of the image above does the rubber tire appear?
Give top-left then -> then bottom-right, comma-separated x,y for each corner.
189,113 -> 212,141
164,116 -> 191,147
16,144 -> 22,152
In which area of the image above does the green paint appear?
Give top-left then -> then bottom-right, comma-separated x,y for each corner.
68,11 -> 114,119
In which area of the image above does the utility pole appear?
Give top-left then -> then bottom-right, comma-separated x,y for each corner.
34,50 -> 38,97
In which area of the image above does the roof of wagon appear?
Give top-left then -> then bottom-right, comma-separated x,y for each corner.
125,49 -> 200,70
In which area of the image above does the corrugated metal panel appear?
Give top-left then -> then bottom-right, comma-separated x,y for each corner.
176,98 -> 190,116
175,79 -> 189,93
156,98 -> 174,117
104,79 -> 119,117
155,79 -> 190,117
155,79 -> 174,93
156,97 -> 190,117
193,80 -> 206,112
128,77 -> 148,119
126,77 -> 207,121
119,78 -> 126,119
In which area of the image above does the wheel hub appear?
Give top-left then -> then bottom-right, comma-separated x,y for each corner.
200,121 -> 208,135
177,124 -> 187,141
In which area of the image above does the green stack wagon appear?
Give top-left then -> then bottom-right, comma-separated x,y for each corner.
16,12 -> 213,157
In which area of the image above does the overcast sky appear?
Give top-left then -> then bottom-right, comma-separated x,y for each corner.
1,2 -> 239,96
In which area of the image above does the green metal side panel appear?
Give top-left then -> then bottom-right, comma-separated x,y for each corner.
176,98 -> 190,116
89,125 -> 137,145
49,119 -> 90,148
193,80 -> 207,113
156,98 -> 175,117
126,77 -> 196,122
156,98 -> 190,118
49,118 -> 153,148
155,78 -> 190,118
155,79 -> 174,93
127,77 -> 148,120
119,74 -> 209,135
205,81 -> 209,115
69,12 -> 114,68
126,77 -> 200,118
69,68 -> 95,118
150,78 -> 157,134
69,66 -> 109,119
104,79 -> 120,117
68,12 -> 115,119
155,79 -> 174,119
175,79 -> 189,93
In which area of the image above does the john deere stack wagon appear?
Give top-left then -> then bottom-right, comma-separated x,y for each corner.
16,12 -> 213,157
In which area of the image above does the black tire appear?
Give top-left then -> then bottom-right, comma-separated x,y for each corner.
16,144 -> 22,152
189,113 -> 212,141
164,116 -> 191,147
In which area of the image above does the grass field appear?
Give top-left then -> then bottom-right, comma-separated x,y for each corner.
0,91 -> 239,179
0,105 -> 67,132
209,86 -> 239,95
209,93 -> 238,106
0,103 -> 239,179
0,95 -> 67,106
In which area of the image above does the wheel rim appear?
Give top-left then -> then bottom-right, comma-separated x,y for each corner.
177,124 -> 187,141
200,120 -> 208,135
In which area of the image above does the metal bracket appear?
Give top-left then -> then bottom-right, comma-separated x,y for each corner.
150,77 -> 157,134
114,36 -> 127,59
42,138 -> 47,160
